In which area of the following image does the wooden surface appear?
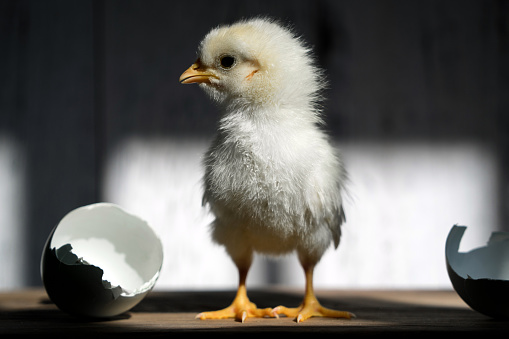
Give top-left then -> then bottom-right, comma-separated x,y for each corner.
1,288 -> 508,336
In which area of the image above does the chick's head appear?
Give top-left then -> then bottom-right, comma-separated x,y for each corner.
180,18 -> 324,111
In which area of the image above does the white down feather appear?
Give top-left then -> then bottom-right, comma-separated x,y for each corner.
195,18 -> 346,265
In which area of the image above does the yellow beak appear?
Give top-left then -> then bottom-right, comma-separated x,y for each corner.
179,62 -> 215,84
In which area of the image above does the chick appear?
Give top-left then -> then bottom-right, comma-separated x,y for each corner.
180,18 -> 354,323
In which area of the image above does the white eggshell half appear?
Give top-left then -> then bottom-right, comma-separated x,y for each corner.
446,225 -> 509,319
41,203 -> 163,318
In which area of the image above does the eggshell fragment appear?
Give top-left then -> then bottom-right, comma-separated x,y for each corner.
446,225 -> 509,319
40,203 -> 163,318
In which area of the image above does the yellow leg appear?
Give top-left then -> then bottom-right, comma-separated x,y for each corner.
272,264 -> 355,323
196,267 -> 274,322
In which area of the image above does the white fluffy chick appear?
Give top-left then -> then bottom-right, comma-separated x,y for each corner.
180,17 -> 353,323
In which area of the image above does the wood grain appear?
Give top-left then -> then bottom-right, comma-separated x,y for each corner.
1,288 -> 508,335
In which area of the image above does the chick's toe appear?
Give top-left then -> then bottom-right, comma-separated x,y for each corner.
197,297 -> 274,322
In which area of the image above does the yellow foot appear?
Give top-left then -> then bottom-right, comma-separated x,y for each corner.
196,299 -> 274,323
272,300 -> 355,323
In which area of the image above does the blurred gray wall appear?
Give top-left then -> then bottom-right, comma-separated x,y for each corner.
1,0 -> 508,288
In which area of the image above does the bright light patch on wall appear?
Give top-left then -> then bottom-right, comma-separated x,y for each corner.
103,138 -> 499,290
319,141 -> 499,289
103,138 -> 237,290
0,135 -> 26,290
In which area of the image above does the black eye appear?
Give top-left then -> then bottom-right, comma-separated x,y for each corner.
220,55 -> 235,69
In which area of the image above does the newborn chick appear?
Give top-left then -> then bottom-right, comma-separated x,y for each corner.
180,17 -> 354,323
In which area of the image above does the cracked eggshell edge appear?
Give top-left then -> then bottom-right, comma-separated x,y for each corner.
40,203 -> 163,318
446,225 -> 509,319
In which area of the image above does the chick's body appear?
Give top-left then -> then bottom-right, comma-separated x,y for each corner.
180,18 -> 353,323
204,106 -> 344,261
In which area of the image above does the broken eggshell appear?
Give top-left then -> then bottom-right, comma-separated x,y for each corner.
446,225 -> 509,319
40,203 -> 163,318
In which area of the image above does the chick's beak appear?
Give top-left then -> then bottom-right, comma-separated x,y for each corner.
179,62 -> 215,84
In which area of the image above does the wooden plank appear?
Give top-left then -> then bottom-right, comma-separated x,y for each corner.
1,289 -> 508,335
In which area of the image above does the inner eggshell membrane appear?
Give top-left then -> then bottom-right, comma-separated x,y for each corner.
50,203 -> 163,296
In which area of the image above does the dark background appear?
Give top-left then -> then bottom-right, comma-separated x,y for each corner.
1,0 -> 508,288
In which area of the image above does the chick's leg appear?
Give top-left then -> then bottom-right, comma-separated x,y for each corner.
196,265 -> 274,322
272,263 -> 355,323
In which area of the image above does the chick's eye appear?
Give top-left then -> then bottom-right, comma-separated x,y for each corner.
219,55 -> 235,69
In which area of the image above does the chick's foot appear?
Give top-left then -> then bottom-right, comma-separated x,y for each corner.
196,292 -> 274,322
272,296 -> 355,323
